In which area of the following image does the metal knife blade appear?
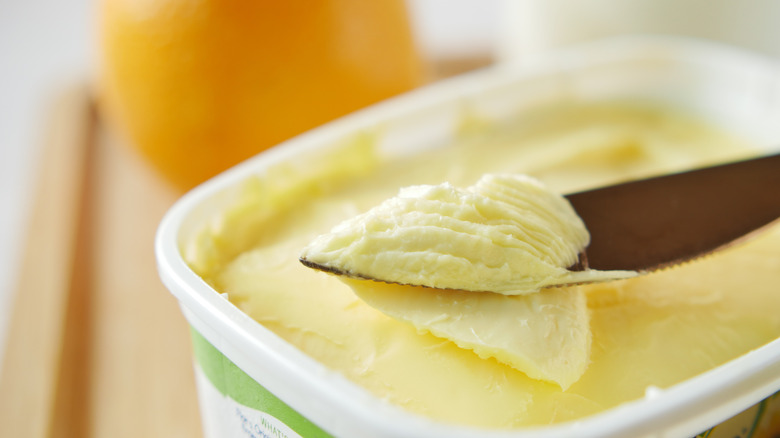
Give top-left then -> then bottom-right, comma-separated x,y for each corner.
566,152 -> 780,273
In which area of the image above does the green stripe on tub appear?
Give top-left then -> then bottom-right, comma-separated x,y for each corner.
190,328 -> 334,438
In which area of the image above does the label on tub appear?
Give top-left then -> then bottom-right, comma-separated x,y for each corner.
190,329 -> 334,438
695,391 -> 780,438
195,365 -> 303,438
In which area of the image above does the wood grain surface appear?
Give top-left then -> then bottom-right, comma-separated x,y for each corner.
0,85 -> 202,438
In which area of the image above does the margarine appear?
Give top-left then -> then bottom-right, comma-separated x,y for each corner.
346,279 -> 591,390
300,173 -> 634,294
299,172 -> 638,389
187,103 -> 780,429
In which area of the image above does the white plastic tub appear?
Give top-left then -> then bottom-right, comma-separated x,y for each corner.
156,36 -> 780,438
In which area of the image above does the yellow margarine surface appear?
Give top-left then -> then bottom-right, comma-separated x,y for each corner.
347,279 -> 591,390
187,103 -> 780,429
300,173 -> 634,295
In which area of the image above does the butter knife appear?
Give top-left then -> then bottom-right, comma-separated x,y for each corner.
567,152 -> 780,273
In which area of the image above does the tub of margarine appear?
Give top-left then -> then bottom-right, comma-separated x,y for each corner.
156,36 -> 780,438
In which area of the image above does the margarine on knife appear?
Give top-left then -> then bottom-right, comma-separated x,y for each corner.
300,173 -> 634,294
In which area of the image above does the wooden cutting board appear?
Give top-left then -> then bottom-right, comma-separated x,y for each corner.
0,57 -> 491,438
0,85 -> 202,438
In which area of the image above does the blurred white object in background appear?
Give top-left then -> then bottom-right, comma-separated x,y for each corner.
498,0 -> 780,64
408,0 -> 500,61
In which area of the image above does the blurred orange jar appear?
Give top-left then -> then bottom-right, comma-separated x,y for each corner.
98,0 -> 424,190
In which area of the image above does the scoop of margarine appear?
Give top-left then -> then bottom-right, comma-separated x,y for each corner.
300,173 -> 634,294
345,278 -> 591,389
